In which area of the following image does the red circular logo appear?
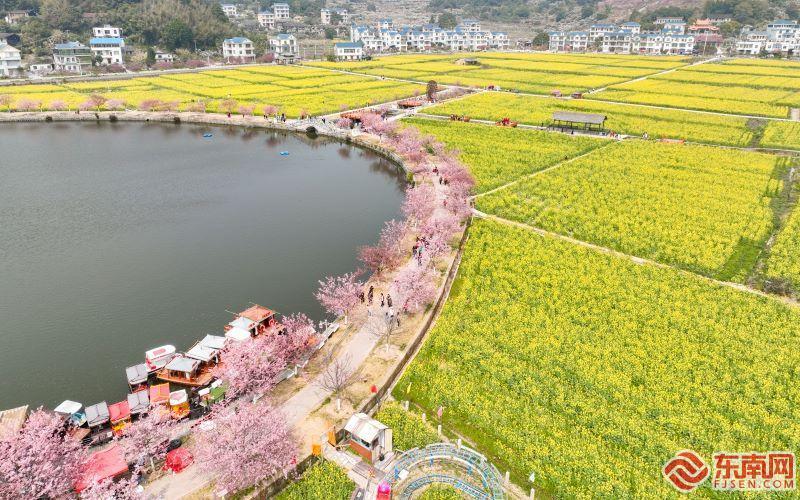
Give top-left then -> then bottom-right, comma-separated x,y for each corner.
663,450 -> 710,493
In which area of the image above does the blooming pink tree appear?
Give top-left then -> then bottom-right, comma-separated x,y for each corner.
117,407 -> 177,471
0,408 -> 88,499
78,100 -> 94,112
219,99 -> 238,114
79,472 -> 141,500
402,184 -> 436,226
420,212 -> 461,260
87,93 -> 107,110
262,104 -> 278,117
16,98 -> 41,111
237,104 -> 255,116
138,99 -> 163,111
393,264 -> 438,314
212,335 -> 290,399
106,99 -> 125,111
187,100 -> 207,113
315,271 -> 364,324
335,117 -> 353,129
358,219 -> 408,275
192,403 -> 297,494
50,99 -> 67,111
278,312 -> 318,363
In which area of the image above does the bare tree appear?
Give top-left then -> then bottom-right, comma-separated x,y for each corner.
318,353 -> 355,412
366,312 -> 400,354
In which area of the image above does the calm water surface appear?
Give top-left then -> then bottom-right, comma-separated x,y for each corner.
0,121 -> 404,408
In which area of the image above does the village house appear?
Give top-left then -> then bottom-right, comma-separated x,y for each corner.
222,37 -> 255,61
654,17 -> 687,34
548,31 -> 589,52
321,8 -> 349,26
334,41 -> 364,60
3,10 -> 29,24
90,36 -> 125,65
269,33 -> 298,62
736,19 -> 800,55
155,50 -> 175,63
350,19 -> 508,55
272,3 -> 290,20
53,41 -> 93,73
258,10 -> 276,29
220,3 -> 238,18
0,40 -> 21,77
92,24 -> 122,38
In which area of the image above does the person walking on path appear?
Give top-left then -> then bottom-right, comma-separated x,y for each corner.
359,291 -> 365,304
368,286 -> 374,305
380,293 -> 385,308
387,294 -> 392,308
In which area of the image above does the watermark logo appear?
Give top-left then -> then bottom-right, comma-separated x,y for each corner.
663,450 -> 710,493
712,452 -> 795,491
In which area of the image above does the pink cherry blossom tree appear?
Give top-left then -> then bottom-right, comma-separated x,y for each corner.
87,93 -> 107,110
116,407 -> 177,472
138,99 -> 163,111
336,117 -> 353,129
358,219 -> 408,275
212,334 -> 290,399
315,271 -> 364,324
402,184 -> 436,227
0,408 -> 88,499
219,99 -> 238,114
106,99 -> 125,111
262,104 -> 278,117
237,104 -> 255,116
50,99 -> 67,111
278,312 -> 318,363
79,471 -> 141,500
16,98 -> 41,111
192,403 -> 297,494
187,100 -> 207,113
393,264 -> 438,314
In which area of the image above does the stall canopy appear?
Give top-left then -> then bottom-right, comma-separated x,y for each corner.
225,327 -> 251,342
74,445 -> 129,492
150,383 -> 171,406
200,334 -> 226,350
0,405 -> 28,440
126,364 -> 149,386
164,447 -> 193,473
164,356 -> 200,374
85,402 -> 110,427
54,400 -> 86,426
185,344 -> 218,363
108,401 -> 131,423
127,391 -> 149,414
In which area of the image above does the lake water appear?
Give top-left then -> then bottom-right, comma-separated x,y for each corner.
0,121 -> 405,409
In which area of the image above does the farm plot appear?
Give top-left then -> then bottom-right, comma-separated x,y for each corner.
0,65 -> 425,117
593,58 -> 800,117
403,117 -> 605,193
762,121 -> 800,150
477,141 -> 784,279
307,52 -> 689,95
275,460 -> 353,500
426,92 -> 757,147
396,218 -> 800,499
763,189 -> 800,292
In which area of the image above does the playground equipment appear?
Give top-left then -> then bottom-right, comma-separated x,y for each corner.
390,442 -> 505,500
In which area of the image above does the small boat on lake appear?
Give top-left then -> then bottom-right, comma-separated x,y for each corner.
156,355 -> 215,387
145,345 -> 176,373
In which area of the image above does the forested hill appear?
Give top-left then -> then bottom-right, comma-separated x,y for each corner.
0,0 -> 233,56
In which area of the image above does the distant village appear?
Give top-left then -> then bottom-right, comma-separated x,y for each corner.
548,16 -> 800,57
2,2 -> 800,80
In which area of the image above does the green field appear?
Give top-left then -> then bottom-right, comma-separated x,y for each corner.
403,117 -> 605,193
276,460 -> 353,500
425,92 -> 762,147
476,140 -> 783,279
395,219 -> 800,499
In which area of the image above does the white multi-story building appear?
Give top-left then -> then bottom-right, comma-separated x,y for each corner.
549,31 -> 589,52
220,4 -> 237,18
601,31 -> 695,55
272,3 -> 290,20
321,8 -> 349,25
589,23 -> 616,40
92,25 -> 122,38
258,10 -> 276,29
53,41 -> 93,74
735,19 -> 800,55
334,41 -> 364,60
90,36 -> 125,65
459,19 -> 481,32
222,37 -> 255,61
0,41 -> 22,76
269,33 -> 297,62
350,21 -> 508,54
655,17 -> 686,34
620,22 -> 641,34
